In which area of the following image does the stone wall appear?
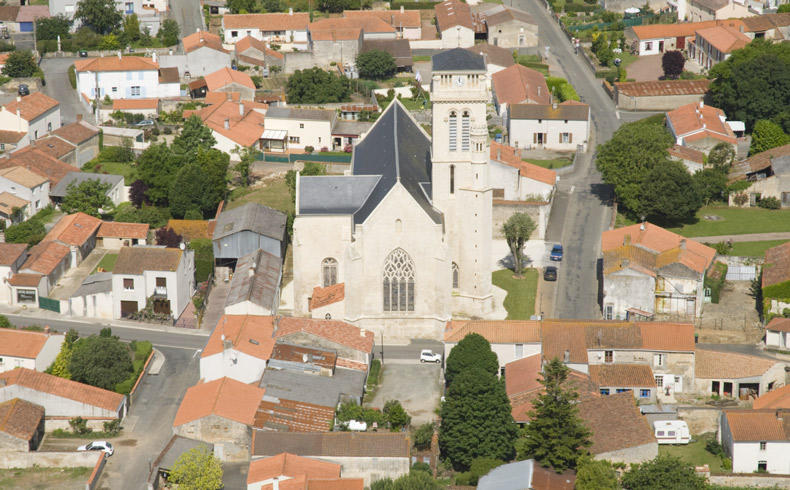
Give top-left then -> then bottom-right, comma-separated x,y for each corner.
709,474 -> 790,488
284,51 -> 319,74
174,415 -> 251,462
614,92 -> 706,112
319,456 -> 410,487
596,441 -> 658,465
492,201 -> 552,240
276,329 -> 369,364
678,406 -> 720,435
0,451 -> 101,469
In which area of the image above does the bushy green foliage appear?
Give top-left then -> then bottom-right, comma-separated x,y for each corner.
36,15 -> 73,41
692,168 -> 728,205
157,19 -> 180,46
546,77 -> 580,102
5,219 -> 46,245
286,162 -> 326,201
366,359 -> 381,390
69,417 -> 92,435
502,213 -> 537,277
444,333 -> 499,386
61,179 -> 113,217
0,315 -> 11,328
286,67 -> 351,104
2,51 -> 37,78
188,238 -> 214,282
369,471 -> 441,490
750,119 -> 790,155
113,202 -> 171,228
413,422 -> 435,450
621,456 -> 708,490
383,400 -> 411,431
758,195 -> 782,210
75,0 -> 122,34
411,462 -> 431,474
69,335 -> 134,391
576,458 -> 620,490
336,400 -> 384,426
170,446 -> 224,490
356,50 -> 397,80
466,457 -> 505,485
639,160 -> 702,223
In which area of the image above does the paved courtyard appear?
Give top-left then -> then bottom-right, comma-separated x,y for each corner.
365,364 -> 443,426
626,54 -> 664,81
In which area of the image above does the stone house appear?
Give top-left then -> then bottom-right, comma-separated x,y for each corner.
45,119 -> 99,168
0,398 -> 44,452
589,364 -> 657,403
601,222 -> 717,320
483,6 -> 539,49
762,241 -> 790,315
95,222 -> 149,250
235,35 -> 285,70
199,315 -> 275,384
435,0 -> 475,49
29,137 -> 78,168
0,192 -> 28,228
173,377 -> 265,462
159,30 -> 231,78
204,67 -> 256,102
668,144 -> 706,174
684,0 -> 755,23
613,80 -> 710,112
251,432 -> 411,487
274,316 -> 374,372
0,147 -> 76,190
728,144 -> 790,208
720,409 -> 790,474
0,166 -> 49,219
221,11 -> 311,50
9,241 -> 71,303
308,26 -> 363,70
489,141 -> 557,202
578,392 -> 658,464
508,101 -> 591,151
695,349 -> 786,399
41,212 -> 101,268
0,329 -> 64,374
443,319 -> 542,374
625,19 -> 744,56
666,101 -> 738,152
741,13 -> 790,41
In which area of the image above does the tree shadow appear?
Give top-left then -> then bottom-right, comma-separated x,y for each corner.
589,182 -> 615,207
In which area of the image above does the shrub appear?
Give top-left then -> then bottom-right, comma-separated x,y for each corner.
722,458 -> 732,470
69,417 -> 92,435
383,399 -> 411,430
468,457 -> 505,485
758,196 -> 781,210
705,439 -> 725,458
411,462 -> 431,474
0,315 -> 11,328
304,146 -> 314,154
163,126 -> 172,135
103,419 -> 122,436
733,193 -> 749,206
413,422 -> 435,450
704,262 -> 728,304
367,359 -> 381,389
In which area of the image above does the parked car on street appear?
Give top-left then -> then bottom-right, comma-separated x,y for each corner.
420,350 -> 442,363
78,441 -> 114,456
550,244 -> 564,261
136,119 -> 155,127
544,266 -> 558,281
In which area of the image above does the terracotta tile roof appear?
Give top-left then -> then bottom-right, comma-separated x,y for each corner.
114,247 -> 183,275
767,317 -> 790,333
444,319 -> 541,343
1,147 -> 78,187
307,480 -> 364,490
310,27 -> 362,41
510,100 -> 590,122
193,99 -> 265,147
492,64 -> 550,106
261,477 -> 309,490
505,353 -> 542,397
202,315 -> 275,360
0,6 -> 20,22
540,320 -> 590,363
344,9 -> 421,27
589,364 -> 656,387
159,67 -> 180,84
435,0 -> 473,31
723,409 -> 790,441
252,431 -> 411,458
614,79 -> 710,97
764,241 -> 790,288
668,144 -> 705,164
639,322 -> 695,351
0,329 -> 56,359
174,377 -> 266,426
490,141 -> 557,185
0,368 -> 125,412
696,349 -> 781,379
579,392 -> 656,454
0,130 -> 26,144
754,386 -> 790,410
629,18 -> 745,40
32,136 -> 75,159
253,398 -> 335,433
204,91 -> 240,105
335,358 -> 368,371
183,30 -> 229,54
485,6 -> 537,27
16,5 -> 49,22
271,343 -> 337,370
236,36 -> 286,61
696,25 -> 750,54
739,143 -> 790,177
310,283 -> 345,310
247,453 -> 341,485
96,222 -> 149,239
112,98 -> 159,111
74,56 -> 159,73
0,192 -> 28,218
0,243 -> 27,266
602,222 -> 716,275
275,317 -> 374,353
310,16 -> 395,34
742,12 -> 790,32
667,102 -> 736,144
510,369 -> 598,422
51,121 -> 99,145
0,398 -> 44,441
0,166 -> 48,188
8,273 -> 43,287
43,212 -> 101,247
21,241 -> 70,275
205,66 -> 256,91
3,92 -> 59,122
166,219 -> 211,241
465,43 -> 515,68
223,12 -> 311,31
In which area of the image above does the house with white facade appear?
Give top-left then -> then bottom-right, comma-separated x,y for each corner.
0,243 -> 27,303
199,315 -> 275,384
0,166 -> 48,219
112,246 -> 195,320
721,409 -> 790,474
222,11 -> 310,50
435,0 -> 475,49
667,101 -> 738,153
0,328 -> 64,373
190,97 -> 266,158
489,141 -> 557,201
204,67 -> 257,101
67,272 -> 113,319
158,30 -> 232,78
766,317 -> 790,350
74,54 -> 180,104
224,249 -> 282,316
625,19 -> 745,56
262,107 -> 337,151
509,100 -> 591,151
688,24 -> 751,70
0,93 -> 61,148
344,8 -> 421,39
443,320 -> 542,374
95,222 -> 149,250
601,222 -> 716,320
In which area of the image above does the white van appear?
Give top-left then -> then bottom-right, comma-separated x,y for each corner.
654,420 -> 690,444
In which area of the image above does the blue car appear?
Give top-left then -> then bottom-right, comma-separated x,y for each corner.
550,244 -> 564,261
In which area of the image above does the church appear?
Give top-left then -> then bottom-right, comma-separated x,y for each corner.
292,49 -> 496,340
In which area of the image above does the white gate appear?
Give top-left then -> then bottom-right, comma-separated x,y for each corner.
726,265 -> 757,281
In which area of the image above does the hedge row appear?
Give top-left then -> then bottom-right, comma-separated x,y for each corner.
704,262 -> 728,304
115,341 -> 153,395
391,1 -> 439,9
564,2 -> 599,12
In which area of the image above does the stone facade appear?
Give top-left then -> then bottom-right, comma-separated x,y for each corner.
614,92 -> 706,111
487,19 -> 538,49
314,456 -> 409,487
595,441 -> 658,465
174,414 -> 251,462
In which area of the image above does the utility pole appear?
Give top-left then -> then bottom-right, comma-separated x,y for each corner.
380,331 -> 384,364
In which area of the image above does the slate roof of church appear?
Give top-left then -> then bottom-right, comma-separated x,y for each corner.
432,47 -> 486,72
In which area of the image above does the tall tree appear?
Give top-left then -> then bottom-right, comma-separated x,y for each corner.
171,115 -> 217,156
169,162 -> 217,218
123,13 -> 141,42
136,143 -> 183,206
69,335 -> 134,391
502,213 -> 536,278
662,50 -> 685,79
2,51 -> 37,78
157,19 -> 180,47
155,226 -> 183,248
61,179 -> 113,217
194,148 -> 230,203
169,446 -> 224,490
707,141 -> 736,170
356,49 -> 397,80
129,179 -> 150,208
576,457 -> 620,490
36,15 -> 73,41
227,0 -> 257,13
518,358 -> 591,471
638,160 -> 702,223
692,167 -> 728,205
621,456 -> 708,490
750,119 -> 790,155
232,146 -> 256,187
75,0 -> 123,35
439,368 -> 517,469
286,67 -> 352,104
444,333 -> 499,386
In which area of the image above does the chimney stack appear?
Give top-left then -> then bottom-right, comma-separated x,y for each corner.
680,239 -> 686,250
564,349 -> 570,363
224,118 -> 230,130
240,103 -> 244,116
700,101 -> 704,109
289,7 -> 293,14
537,86 -> 541,97
497,148 -> 501,160
624,234 -> 631,246
360,328 -> 366,337
401,5 -> 404,12
552,101 -> 557,110
44,325 -> 50,334
117,51 -> 122,60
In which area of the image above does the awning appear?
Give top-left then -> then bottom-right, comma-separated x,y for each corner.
261,129 -> 287,140
727,121 -> 745,132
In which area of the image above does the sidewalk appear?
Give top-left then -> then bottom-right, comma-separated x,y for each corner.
692,232 -> 790,243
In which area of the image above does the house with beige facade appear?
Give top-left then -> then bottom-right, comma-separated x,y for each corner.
613,80 -> 710,112
344,8 -> 422,39
695,349 -> 786,399
482,5 -> 538,49
727,144 -> 790,207
489,141 -> 557,202
508,101 -> 591,151
221,11 -> 311,50
262,107 -> 336,151
684,0 -> 755,23
435,0 -> 475,49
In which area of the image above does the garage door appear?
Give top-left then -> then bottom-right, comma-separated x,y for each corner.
19,22 -> 33,32
120,300 -> 138,317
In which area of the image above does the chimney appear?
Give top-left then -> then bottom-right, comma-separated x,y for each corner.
537,86 -> 541,97
44,325 -> 50,335
703,123 -> 707,129
740,25 -> 744,33
497,148 -> 501,160
15,96 -> 20,103
700,101 -> 704,109
224,118 -> 229,130
273,477 -> 280,490
680,239 -> 686,250
240,103 -> 244,116
289,7 -> 293,14
196,27 -> 201,33
624,234 -> 631,246
360,328 -> 366,337
152,52 -> 157,63
117,51 -> 122,60
564,349 -> 570,362
552,101 -> 557,110
400,5 -> 404,12
391,14 -> 395,25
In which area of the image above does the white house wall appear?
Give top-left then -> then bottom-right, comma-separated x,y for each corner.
263,117 -> 332,150
439,26 -> 475,49
509,117 -> 589,151
77,69 -> 160,100
199,350 -> 266,384
29,107 -> 62,141
35,335 -> 65,372
603,269 -> 655,320
0,385 -> 124,419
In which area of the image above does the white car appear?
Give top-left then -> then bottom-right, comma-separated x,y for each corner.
78,441 -> 114,456
420,349 -> 442,363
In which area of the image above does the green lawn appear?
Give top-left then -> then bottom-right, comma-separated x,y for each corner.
726,240 -> 790,257
523,158 -> 573,170
379,95 -> 430,111
412,56 -> 431,62
664,205 -> 790,238
93,253 -> 118,273
492,268 -> 538,320
658,433 -> 728,473
0,467 -> 92,489
227,178 -> 294,215
88,161 -> 138,185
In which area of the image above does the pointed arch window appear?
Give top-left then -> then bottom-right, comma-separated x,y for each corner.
322,258 -> 338,287
449,111 -> 457,152
450,165 -> 455,195
452,262 -> 459,290
461,111 -> 471,151
383,248 -> 415,312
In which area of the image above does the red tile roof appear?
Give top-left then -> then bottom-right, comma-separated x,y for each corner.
112,98 -> 159,111
0,329 -> 57,359
767,317 -> 790,333
3,92 -> 59,122
223,12 -> 311,31
32,136 -> 76,160
8,273 -> 43,287
309,27 -> 362,41
310,283 -> 345,310
629,18 -> 745,40
344,9 -> 421,28
0,130 -> 26,144
0,166 -> 48,188
504,353 -> 542,397
492,64 -> 551,106
435,0 -> 473,31
754,386 -> 790,410
763,241 -> 790,288
51,121 -> 99,145
275,317 -> 374,353
114,247 -> 183,275
723,409 -> 790,441
74,56 -> 159,73
696,25 -> 750,54
173,377 -> 266,426
490,141 -> 557,185
0,243 -> 27,266
667,102 -> 737,145
0,192 -> 28,219
97,222 -> 150,239
192,99 -> 265,147
20,241 -> 70,275
202,315 -> 275,361
205,67 -> 256,92
614,79 -> 710,98
1,147 -> 79,187
43,212 -> 101,247
695,349 -> 780,379
0,368 -> 125,412
0,398 -> 44,441
444,319 -> 541,343
579,392 -> 656,454
668,144 -> 705,164
310,17 -> 395,34
589,364 -> 656,388
530,466 -> 576,490
253,397 -> 335,433
236,36 -> 285,61
247,453 -> 341,485
183,30 -> 229,54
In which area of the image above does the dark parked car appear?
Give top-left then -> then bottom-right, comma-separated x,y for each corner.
79,50 -> 89,57
544,266 -> 558,282
550,244 -> 564,261
17,84 -> 29,96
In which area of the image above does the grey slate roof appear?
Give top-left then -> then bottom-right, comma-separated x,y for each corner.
50,172 -> 123,198
432,47 -> 486,72
299,175 -> 380,215
225,248 -> 281,311
213,203 -> 287,241
265,106 -> 336,122
332,120 -> 374,136
260,364 -> 366,407
362,39 -> 413,67
477,459 -> 533,490
72,272 -> 112,298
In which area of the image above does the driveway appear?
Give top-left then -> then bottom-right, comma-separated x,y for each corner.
48,248 -> 109,301
40,57 -> 93,124
365,364 -> 443,426
626,54 -> 664,81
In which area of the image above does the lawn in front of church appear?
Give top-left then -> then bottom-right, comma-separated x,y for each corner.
492,268 -> 538,320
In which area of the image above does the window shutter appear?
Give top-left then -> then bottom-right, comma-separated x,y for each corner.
569,133 -> 573,144
533,133 -> 537,144
559,133 -> 562,143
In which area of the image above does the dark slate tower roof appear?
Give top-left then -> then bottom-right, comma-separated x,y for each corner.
432,48 -> 486,72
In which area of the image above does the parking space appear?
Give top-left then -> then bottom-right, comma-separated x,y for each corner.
365,364 -> 443,426
492,239 -> 560,271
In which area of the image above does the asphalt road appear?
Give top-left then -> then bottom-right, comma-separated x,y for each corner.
169,0 -> 204,44
512,0 -> 620,319
39,57 -> 93,125
373,339 -> 444,363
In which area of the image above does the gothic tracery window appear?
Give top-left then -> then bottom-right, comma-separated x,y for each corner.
383,248 -> 415,312
322,257 -> 338,287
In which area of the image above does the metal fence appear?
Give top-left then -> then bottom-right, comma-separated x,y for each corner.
726,265 -> 757,281
258,153 -> 353,164
38,296 -> 60,313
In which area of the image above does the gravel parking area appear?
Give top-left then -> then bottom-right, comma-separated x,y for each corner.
365,364 -> 443,426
